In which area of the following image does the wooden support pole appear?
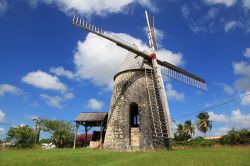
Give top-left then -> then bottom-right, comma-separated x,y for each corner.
100,121 -> 103,149
73,122 -> 79,150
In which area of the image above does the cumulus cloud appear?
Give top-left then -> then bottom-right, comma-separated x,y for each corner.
87,98 -> 104,110
25,114 -> 40,120
74,33 -> 184,89
211,109 -> 250,128
165,83 -> 185,101
27,0 -> 157,16
212,127 -> 230,136
40,93 -> 65,109
31,101 -> 39,107
230,109 -> 250,128
233,61 -> 250,92
243,48 -> 250,58
22,70 -> 67,92
214,83 -> 235,95
224,21 -> 240,33
0,84 -> 22,97
0,110 -> 5,122
0,127 -> 5,134
204,0 -> 237,7
50,67 -> 75,79
208,111 -> 228,123
0,0 -> 7,16
240,92 -> 250,105
243,0 -> 250,9
223,84 -> 235,95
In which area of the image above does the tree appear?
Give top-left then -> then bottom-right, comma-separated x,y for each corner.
7,125 -> 36,148
32,117 -> 41,144
40,119 -> 74,148
174,124 -> 191,141
196,112 -> 212,137
183,120 -> 195,137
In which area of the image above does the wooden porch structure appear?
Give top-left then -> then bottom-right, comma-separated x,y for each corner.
73,112 -> 108,150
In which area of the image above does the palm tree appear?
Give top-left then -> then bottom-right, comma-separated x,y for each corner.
196,112 -> 212,137
183,120 -> 195,137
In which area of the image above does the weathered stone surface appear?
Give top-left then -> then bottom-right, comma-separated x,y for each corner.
104,69 -> 156,151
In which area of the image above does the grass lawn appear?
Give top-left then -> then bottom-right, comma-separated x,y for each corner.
0,146 -> 250,166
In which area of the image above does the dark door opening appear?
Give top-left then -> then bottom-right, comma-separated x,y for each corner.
130,103 -> 139,127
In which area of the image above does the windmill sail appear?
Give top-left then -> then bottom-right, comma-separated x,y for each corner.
72,15 -> 207,91
145,11 -> 158,51
157,60 -> 207,90
72,15 -> 150,61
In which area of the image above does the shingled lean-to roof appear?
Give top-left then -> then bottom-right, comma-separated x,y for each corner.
75,112 -> 108,122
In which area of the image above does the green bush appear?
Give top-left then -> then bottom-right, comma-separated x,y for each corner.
6,125 -> 36,148
219,129 -> 250,145
173,137 -> 215,147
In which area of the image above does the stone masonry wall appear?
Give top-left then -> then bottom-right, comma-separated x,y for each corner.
103,69 -> 155,151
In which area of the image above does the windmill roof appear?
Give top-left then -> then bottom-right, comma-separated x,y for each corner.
117,51 -> 152,74
75,112 -> 108,122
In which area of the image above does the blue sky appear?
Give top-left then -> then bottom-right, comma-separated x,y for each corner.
0,0 -> 250,139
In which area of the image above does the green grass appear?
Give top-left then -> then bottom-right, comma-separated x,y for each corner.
0,146 -> 250,166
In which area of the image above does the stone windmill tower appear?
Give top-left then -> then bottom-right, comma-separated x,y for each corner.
72,11 -> 207,151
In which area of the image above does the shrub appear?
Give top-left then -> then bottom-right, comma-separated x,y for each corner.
6,125 -> 36,148
219,129 -> 250,145
173,137 -> 215,147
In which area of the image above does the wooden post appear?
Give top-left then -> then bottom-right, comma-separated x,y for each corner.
73,122 -> 79,150
100,121 -> 103,149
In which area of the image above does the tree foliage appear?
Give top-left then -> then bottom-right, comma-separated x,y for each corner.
196,112 -> 212,137
174,123 -> 191,141
183,120 -> 195,137
219,129 -> 250,145
40,119 -> 74,148
7,125 -> 36,148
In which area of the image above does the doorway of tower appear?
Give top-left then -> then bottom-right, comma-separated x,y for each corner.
130,102 -> 140,146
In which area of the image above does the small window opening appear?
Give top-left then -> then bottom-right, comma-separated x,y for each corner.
130,103 -> 139,127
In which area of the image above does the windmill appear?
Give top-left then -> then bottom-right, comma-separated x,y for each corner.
72,11 -> 207,151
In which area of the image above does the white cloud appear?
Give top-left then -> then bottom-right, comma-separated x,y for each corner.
0,127 -> 5,134
243,48 -> 250,58
87,98 -> 103,110
64,92 -> 75,99
74,33 -> 184,89
0,0 -> 7,16
240,92 -> 250,105
204,0 -> 237,7
223,84 -> 235,95
224,21 -> 240,32
165,83 -> 185,101
233,61 -> 250,76
0,110 -> 5,122
50,67 -> 75,79
0,84 -> 22,97
25,114 -> 39,120
29,0 -> 157,16
40,93 -> 65,109
208,111 -> 228,123
242,0 -> 250,9
20,124 -> 26,127
22,70 -> 67,92
230,109 -> 250,128
212,127 -> 230,136
31,101 -> 39,107
233,61 -> 250,92
215,83 -> 235,94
